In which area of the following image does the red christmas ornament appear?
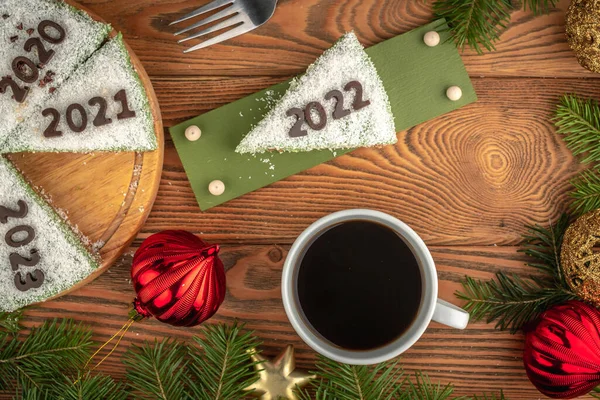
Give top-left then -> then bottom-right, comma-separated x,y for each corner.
523,300 -> 600,399
131,230 -> 226,327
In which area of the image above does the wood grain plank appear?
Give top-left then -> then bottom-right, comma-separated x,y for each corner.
13,244 -> 583,399
71,0 -> 597,79
143,77 -> 593,246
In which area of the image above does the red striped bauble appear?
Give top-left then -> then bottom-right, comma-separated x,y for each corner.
524,300 -> 600,399
131,230 -> 226,327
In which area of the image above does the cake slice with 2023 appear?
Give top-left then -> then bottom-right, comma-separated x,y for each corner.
0,0 -> 158,311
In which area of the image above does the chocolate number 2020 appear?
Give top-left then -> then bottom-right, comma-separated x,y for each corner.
0,200 -> 44,292
287,80 -> 371,138
0,20 -> 65,104
42,89 -> 136,138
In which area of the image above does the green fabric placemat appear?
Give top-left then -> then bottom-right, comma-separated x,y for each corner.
170,19 -> 476,210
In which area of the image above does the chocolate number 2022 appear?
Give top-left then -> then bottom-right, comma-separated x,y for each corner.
287,80 -> 371,138
42,89 -> 136,138
0,200 -> 44,292
0,20 -> 65,103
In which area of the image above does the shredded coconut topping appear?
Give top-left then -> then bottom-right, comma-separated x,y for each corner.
0,0 -> 110,148
236,32 -> 396,154
2,34 -> 156,153
0,157 -> 99,312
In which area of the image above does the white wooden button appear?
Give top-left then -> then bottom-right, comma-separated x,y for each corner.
185,125 -> 202,141
424,31 -> 440,47
446,86 -> 462,101
208,180 -> 225,196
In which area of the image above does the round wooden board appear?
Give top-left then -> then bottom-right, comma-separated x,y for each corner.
6,3 -> 164,301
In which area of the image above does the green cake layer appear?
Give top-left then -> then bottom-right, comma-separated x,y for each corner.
0,156 -> 100,312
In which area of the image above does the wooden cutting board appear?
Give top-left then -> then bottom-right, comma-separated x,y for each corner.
5,1 -> 164,300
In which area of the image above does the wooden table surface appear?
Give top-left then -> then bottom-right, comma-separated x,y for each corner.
17,0 -> 600,398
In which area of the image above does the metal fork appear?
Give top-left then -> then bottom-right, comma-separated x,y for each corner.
170,0 -> 278,53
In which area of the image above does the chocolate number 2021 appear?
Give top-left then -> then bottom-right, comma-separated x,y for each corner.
0,200 -> 44,292
42,89 -> 136,138
287,80 -> 371,138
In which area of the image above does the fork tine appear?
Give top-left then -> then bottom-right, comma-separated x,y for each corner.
169,0 -> 235,26
174,5 -> 240,35
178,14 -> 246,43
183,23 -> 254,53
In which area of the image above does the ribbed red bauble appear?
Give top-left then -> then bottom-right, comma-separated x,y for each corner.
523,300 -> 600,399
131,230 -> 226,327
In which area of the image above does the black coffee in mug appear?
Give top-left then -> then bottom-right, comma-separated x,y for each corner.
297,220 -> 422,350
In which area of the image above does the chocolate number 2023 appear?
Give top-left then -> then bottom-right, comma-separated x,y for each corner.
287,80 -> 371,138
0,200 -> 44,292
42,89 -> 136,138
0,20 -> 65,104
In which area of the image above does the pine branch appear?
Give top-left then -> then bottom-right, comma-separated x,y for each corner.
304,356 -> 404,400
522,0 -> 557,14
18,373 -> 127,400
0,310 -> 22,336
468,392 -> 507,400
555,95 -> 600,164
456,273 -> 577,333
400,372 -> 454,400
17,386 -> 52,400
123,338 -> 189,400
0,319 -> 93,391
519,214 -> 570,287
63,373 -> 128,400
186,321 -> 261,400
569,168 -> 600,216
298,366 -> 505,400
433,0 -> 511,54
297,379 -> 336,400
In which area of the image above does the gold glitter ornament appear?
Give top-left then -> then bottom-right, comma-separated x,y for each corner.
244,345 -> 315,400
561,208 -> 600,305
566,0 -> 600,73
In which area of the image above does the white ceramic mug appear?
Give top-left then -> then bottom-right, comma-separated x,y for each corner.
281,209 -> 469,365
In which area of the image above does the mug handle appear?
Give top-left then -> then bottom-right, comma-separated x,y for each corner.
432,299 -> 469,329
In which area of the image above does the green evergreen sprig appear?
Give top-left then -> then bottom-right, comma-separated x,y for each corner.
0,319 -> 93,392
297,357 -> 505,400
0,319 -> 506,399
432,0 -> 557,54
20,374 -> 127,400
456,217 -> 578,333
555,95 -> 600,164
433,0 -> 511,54
307,357 -> 404,400
519,214 -> 569,287
404,372 -> 455,399
554,94 -> 600,215
56,374 -> 127,400
569,168 -> 600,216
186,322 -> 262,400
457,273 -> 576,333
0,310 -> 23,337
124,339 -> 189,400
469,394 -> 507,400
521,0 -> 557,14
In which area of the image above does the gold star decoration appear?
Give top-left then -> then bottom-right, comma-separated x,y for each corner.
245,345 -> 315,400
